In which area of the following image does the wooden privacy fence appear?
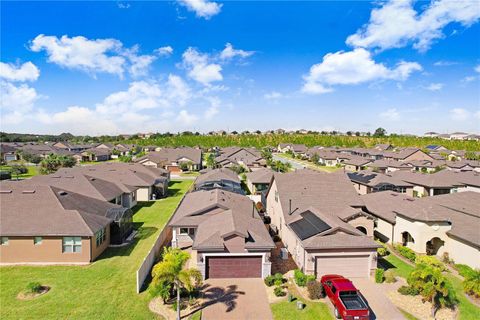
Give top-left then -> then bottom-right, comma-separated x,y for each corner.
135,193 -> 189,293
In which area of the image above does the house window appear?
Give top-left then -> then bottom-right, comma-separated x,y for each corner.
34,237 -> 43,245
0,237 -> 8,245
179,228 -> 195,236
95,228 -> 106,247
62,237 -> 82,253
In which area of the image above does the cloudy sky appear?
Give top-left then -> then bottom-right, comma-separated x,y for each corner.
1,0 -> 479,135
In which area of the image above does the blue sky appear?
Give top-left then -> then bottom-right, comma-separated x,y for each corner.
1,0 -> 479,135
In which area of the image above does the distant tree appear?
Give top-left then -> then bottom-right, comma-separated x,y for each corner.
255,130 -> 262,134
19,151 -> 42,164
231,131 -> 238,135
346,131 -> 353,136
355,131 -> 361,136
206,154 -> 216,168
374,127 -> 387,137
119,155 -> 133,163
311,153 -> 320,164
10,163 -> 27,180
40,154 -> 76,175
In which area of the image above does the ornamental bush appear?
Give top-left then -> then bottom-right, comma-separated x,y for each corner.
455,264 -> 475,278
294,269 -> 307,287
384,270 -> 397,283
264,275 -> 275,287
415,255 -> 445,271
26,282 -> 43,294
377,247 -> 389,257
306,280 -> 324,299
396,245 -> 416,262
398,285 -> 419,296
375,269 -> 385,283
274,286 -> 286,297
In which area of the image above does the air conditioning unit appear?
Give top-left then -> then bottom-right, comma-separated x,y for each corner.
280,248 -> 288,260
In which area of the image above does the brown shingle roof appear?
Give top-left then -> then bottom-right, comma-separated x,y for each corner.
245,168 -> 274,184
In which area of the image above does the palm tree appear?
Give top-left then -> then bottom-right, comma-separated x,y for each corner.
151,247 -> 202,320
407,263 -> 457,317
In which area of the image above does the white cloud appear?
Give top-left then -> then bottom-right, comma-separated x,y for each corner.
450,108 -> 470,121
379,108 -> 400,121
302,48 -> 422,94
264,91 -> 283,100
181,47 -> 222,85
155,46 -> 174,57
165,74 -> 191,106
346,0 -> 480,52
462,76 -> 476,83
177,0 -> 222,19
475,65 -> 480,73
219,43 -> 254,60
204,96 -> 220,119
474,110 -> 480,120
433,60 -> 458,67
176,109 -> 198,125
425,83 -> 444,91
0,82 -> 39,124
0,61 -> 40,82
30,34 -> 157,78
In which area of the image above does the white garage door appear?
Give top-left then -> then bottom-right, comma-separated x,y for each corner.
315,255 -> 370,279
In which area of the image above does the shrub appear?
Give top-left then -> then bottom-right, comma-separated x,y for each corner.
377,247 -> 389,257
171,300 -> 187,311
455,264 -> 475,278
26,282 -> 43,294
264,275 -> 275,287
398,285 -> 419,296
274,286 -> 286,297
396,245 -> 416,262
307,280 -> 324,299
272,235 -> 281,242
462,269 -> 480,298
375,269 -> 384,283
294,269 -> 307,286
274,279 -> 284,286
415,255 -> 446,271
384,270 -> 397,283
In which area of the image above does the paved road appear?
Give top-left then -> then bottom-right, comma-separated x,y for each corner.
272,154 -> 306,170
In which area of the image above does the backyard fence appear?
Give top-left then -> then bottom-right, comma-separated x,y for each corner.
135,192 -> 189,293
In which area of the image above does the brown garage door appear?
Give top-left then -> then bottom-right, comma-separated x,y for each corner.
207,256 -> 262,279
315,255 -> 369,279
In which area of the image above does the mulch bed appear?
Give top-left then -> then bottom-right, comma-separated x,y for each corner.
17,286 -> 50,300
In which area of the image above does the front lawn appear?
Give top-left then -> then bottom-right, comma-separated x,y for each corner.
271,299 -> 332,320
0,165 -> 39,179
0,179 -> 193,320
382,254 -> 480,320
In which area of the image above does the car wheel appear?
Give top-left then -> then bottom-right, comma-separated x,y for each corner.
334,307 -> 341,319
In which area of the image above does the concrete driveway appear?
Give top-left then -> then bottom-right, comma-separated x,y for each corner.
201,278 -> 273,320
352,278 -> 405,320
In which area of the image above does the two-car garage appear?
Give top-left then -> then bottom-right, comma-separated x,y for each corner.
315,255 -> 371,279
206,256 -> 263,279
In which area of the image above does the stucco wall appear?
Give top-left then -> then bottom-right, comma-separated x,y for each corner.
458,185 -> 480,193
347,215 -> 374,237
375,218 -> 394,243
0,236 -> 91,264
91,227 -> 110,260
446,237 -> 480,269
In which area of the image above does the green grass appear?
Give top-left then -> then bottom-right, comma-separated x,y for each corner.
189,310 -> 202,320
274,153 -> 342,173
0,179 -> 193,320
271,299 -> 333,320
0,165 -> 39,179
382,254 -> 480,320
179,171 -> 201,177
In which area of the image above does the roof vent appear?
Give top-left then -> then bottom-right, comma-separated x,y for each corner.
22,190 -> 36,194
58,190 -> 68,196
0,190 -> 12,194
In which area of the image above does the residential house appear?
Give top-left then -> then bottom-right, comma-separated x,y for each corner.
405,160 -> 445,173
215,147 -> 266,171
194,168 -> 243,194
343,157 -> 373,172
425,145 -> 448,152
365,160 -> 412,173
362,191 -> 480,269
78,148 -> 111,162
265,170 -> 379,278
135,148 -> 202,172
384,148 -> 434,162
245,168 -> 274,195
0,181 -> 133,264
446,160 -> 480,172
0,143 -> 19,162
347,170 -> 414,196
277,143 -> 308,155
52,142 -> 93,153
374,144 -> 394,151
424,132 -> 439,138
170,189 -> 275,279
450,132 -> 470,140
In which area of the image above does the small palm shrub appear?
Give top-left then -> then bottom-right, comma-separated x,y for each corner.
375,269 -> 385,283
462,269 -> 480,298
377,247 -> 389,257
26,282 -> 43,294
455,264 -> 475,278
415,255 -> 445,271
307,280 -> 324,299
294,269 -> 307,286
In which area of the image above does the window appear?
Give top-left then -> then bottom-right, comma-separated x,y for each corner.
34,237 -> 42,245
62,237 -> 82,253
1,237 -> 8,245
179,228 -> 189,235
179,228 -> 195,236
95,228 -> 106,247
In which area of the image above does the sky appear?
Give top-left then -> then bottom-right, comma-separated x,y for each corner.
1,0 -> 479,136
